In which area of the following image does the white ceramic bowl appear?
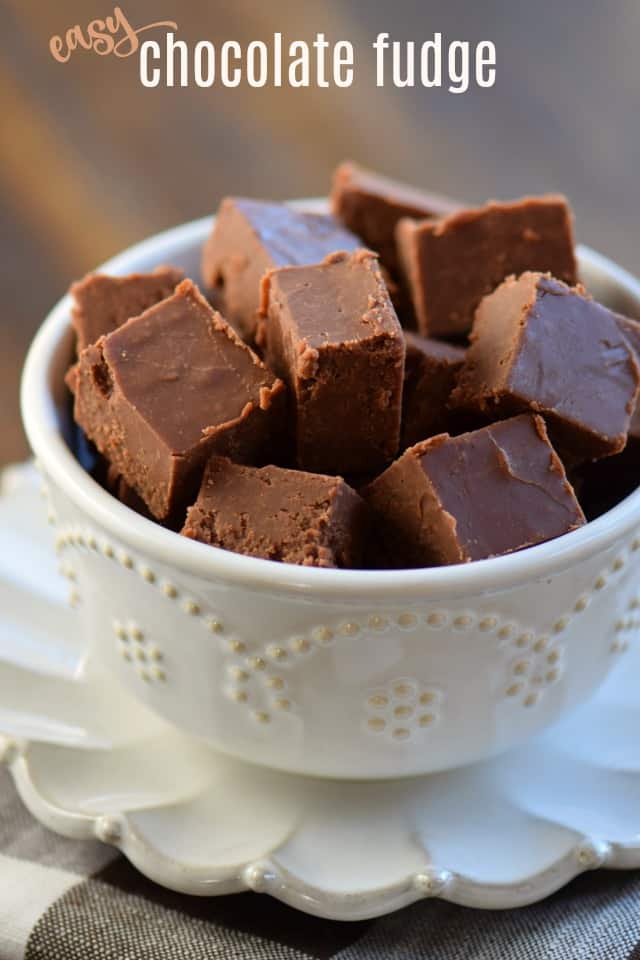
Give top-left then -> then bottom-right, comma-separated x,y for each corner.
20,207 -> 640,779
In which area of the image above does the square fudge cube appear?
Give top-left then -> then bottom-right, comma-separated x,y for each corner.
396,195 -> 577,337
182,457 -> 370,568
617,314 -> 640,444
451,272 -> 640,464
259,250 -> 405,476
201,197 -> 360,341
70,266 -> 184,351
364,414 -> 584,566
70,279 -> 286,521
401,332 -> 466,448
331,161 -> 459,277
574,313 -> 640,519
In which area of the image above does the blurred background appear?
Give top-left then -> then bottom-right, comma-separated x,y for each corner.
1,0 -> 638,466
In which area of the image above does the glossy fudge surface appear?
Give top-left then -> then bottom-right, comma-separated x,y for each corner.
396,195 -> 577,338
451,272 -> 640,464
401,332 -> 466,448
201,197 -> 360,340
71,280 -> 285,521
259,250 -> 405,476
71,266 -> 184,351
365,414 -> 585,567
617,314 -> 640,443
331,161 -> 459,276
575,313 -> 640,519
182,457 -> 370,568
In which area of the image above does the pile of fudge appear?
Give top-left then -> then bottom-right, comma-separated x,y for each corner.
64,162 -> 640,569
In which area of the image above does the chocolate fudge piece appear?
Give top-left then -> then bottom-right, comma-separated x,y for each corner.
451,272 -> 640,464
617,314 -> 640,444
259,250 -> 405,476
575,313 -> 640,519
401,333 -> 466,448
364,414 -> 584,567
331,161 -> 459,276
71,266 -> 184,351
70,279 -> 286,521
201,198 -> 360,341
396,195 -> 577,337
183,457 -> 370,568
104,463 -> 155,520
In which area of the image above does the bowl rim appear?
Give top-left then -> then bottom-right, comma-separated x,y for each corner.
20,211 -> 640,600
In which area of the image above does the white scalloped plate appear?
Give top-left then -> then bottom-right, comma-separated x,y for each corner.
2,463 -> 640,920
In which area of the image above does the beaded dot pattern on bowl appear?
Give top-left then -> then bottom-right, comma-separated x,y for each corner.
39,472 -> 640,731
364,680 -> 444,742
611,593 -> 640,654
113,619 -> 167,684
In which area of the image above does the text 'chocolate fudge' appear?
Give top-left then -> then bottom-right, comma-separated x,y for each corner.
396,195 -> 577,338
201,197 -> 360,340
182,457 -> 370,568
259,249 -> 405,476
451,272 -> 640,464
365,414 -> 585,566
71,279 -> 286,521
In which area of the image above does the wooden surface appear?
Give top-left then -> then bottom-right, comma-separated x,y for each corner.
1,0 -> 638,465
